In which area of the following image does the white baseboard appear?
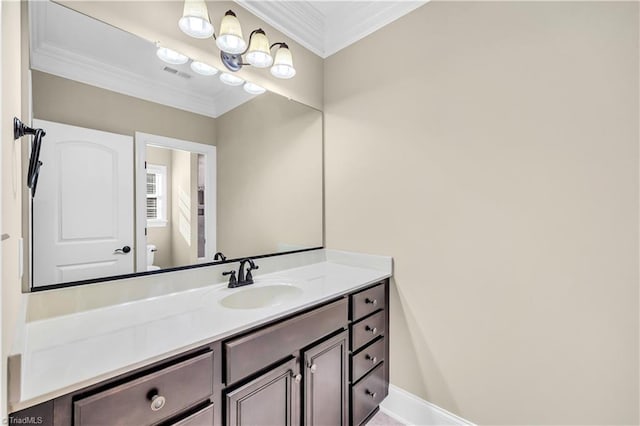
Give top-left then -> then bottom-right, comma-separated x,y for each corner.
380,384 -> 474,426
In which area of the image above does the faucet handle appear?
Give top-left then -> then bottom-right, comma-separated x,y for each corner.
245,262 -> 259,283
223,270 -> 237,287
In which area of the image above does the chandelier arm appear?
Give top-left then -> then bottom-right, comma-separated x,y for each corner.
238,29 -> 262,56
270,42 -> 288,50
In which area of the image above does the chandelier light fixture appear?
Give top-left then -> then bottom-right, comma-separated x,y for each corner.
177,0 -> 296,80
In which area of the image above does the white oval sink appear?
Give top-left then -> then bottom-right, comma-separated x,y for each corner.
219,284 -> 303,309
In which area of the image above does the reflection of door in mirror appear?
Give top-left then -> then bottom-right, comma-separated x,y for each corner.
135,133 -> 216,272
32,120 -> 134,287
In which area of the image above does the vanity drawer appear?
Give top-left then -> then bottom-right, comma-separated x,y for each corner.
351,337 -> 385,383
73,351 -> 214,426
351,310 -> 385,351
351,363 -> 385,426
170,403 -> 214,426
225,298 -> 348,384
351,283 -> 385,321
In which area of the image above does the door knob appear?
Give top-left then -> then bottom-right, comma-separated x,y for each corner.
309,363 -> 318,374
293,373 -> 302,384
114,245 -> 131,254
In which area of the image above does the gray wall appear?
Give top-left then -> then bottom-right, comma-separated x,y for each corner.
215,93 -> 323,259
324,2 -> 639,424
31,70 -> 216,145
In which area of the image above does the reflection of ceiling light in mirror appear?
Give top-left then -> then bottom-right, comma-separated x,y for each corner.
179,0 -> 214,39
220,72 -> 244,86
243,82 -> 266,95
190,61 -> 218,76
270,44 -> 296,79
216,11 -> 246,54
156,47 -> 189,65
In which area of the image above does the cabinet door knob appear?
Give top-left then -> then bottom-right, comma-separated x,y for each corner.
293,373 -> 302,383
365,325 -> 377,334
148,391 -> 166,411
365,354 -> 377,364
310,364 -> 317,374
365,389 -> 377,399
365,298 -> 378,306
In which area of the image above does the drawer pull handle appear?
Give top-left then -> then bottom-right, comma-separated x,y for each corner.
365,325 -> 377,334
365,354 -> 377,364
148,390 -> 166,411
365,298 -> 378,306
293,373 -> 302,384
365,389 -> 377,399
310,363 -> 318,374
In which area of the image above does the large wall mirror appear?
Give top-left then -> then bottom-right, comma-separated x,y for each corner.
26,1 -> 323,290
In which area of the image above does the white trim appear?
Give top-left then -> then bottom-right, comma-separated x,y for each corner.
0,3 -> 4,419
235,1 -> 325,57
380,384 -> 475,426
235,1 -> 428,59
134,133 -> 216,273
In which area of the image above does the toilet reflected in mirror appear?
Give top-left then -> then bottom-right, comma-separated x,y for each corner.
146,244 -> 160,271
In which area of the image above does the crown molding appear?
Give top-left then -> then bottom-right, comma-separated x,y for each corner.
235,1 -> 428,59
235,0 -> 325,57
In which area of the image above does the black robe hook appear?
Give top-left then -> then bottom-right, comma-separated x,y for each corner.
14,117 -> 46,197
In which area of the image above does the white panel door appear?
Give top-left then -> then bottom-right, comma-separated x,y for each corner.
32,119 -> 134,287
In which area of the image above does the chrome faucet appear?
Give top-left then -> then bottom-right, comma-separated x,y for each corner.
223,258 -> 259,288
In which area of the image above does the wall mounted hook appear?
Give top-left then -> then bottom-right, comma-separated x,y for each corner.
14,117 -> 38,140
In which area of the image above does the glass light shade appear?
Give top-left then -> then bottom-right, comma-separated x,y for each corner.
179,0 -> 214,39
220,72 -> 244,86
156,47 -> 189,65
243,82 -> 266,95
245,31 -> 273,68
216,11 -> 246,54
190,61 -> 218,76
270,45 -> 296,79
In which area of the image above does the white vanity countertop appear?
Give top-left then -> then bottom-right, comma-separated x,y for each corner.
11,252 -> 392,411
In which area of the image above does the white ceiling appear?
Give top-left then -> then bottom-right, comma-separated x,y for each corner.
30,1 -> 257,118
235,1 -> 427,58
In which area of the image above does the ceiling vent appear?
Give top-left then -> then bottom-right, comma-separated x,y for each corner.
163,66 -> 192,79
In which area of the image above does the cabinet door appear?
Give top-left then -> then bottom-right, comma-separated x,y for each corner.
303,330 -> 349,426
225,358 -> 299,426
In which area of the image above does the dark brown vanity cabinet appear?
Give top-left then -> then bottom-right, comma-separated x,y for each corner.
303,330 -> 349,426
73,351 -> 214,426
222,298 -> 350,426
9,279 -> 390,426
349,282 -> 390,425
225,357 -> 300,426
